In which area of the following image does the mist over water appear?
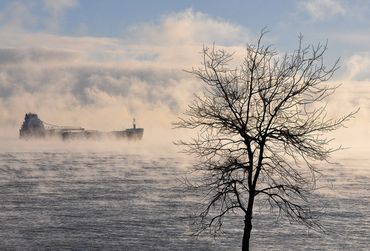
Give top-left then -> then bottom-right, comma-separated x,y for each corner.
0,0 -> 369,249
0,125 -> 182,155
0,131 -> 369,250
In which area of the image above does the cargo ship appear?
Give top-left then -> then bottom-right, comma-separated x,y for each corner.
19,113 -> 143,140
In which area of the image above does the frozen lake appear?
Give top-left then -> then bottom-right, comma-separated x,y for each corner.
0,143 -> 369,250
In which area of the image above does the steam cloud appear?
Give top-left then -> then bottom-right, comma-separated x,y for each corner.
0,4 -> 369,154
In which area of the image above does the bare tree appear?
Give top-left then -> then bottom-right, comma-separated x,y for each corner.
175,31 -> 357,251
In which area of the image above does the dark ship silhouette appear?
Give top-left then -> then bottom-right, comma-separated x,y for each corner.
19,113 -> 143,140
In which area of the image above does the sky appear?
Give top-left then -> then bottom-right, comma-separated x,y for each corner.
0,0 -> 370,153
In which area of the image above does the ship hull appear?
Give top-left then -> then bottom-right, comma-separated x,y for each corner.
19,113 -> 144,141
60,129 -> 144,140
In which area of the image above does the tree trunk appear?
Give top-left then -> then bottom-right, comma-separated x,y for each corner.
242,189 -> 255,251
242,212 -> 253,251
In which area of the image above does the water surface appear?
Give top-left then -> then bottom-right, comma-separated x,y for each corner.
0,150 -> 368,250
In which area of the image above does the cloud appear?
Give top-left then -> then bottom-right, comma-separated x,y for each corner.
43,0 -> 77,14
123,8 -> 249,68
126,9 -> 247,46
0,6 -> 366,150
300,0 -> 346,20
0,2 -> 38,32
319,52 -> 370,152
42,0 -> 78,32
343,53 -> 370,81
0,0 -> 78,33
0,48 -> 79,65
0,8 -> 248,138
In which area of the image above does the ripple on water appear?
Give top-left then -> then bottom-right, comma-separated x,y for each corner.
0,152 -> 368,250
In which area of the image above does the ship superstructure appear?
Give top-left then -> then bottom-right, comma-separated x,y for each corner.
19,113 -> 143,140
